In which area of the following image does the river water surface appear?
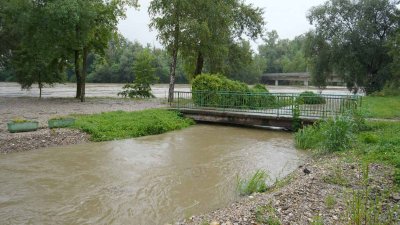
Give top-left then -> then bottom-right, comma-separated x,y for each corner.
0,125 -> 306,225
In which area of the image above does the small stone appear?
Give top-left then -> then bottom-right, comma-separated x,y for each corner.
249,195 -> 254,199
333,215 -> 338,220
210,221 -> 220,225
391,193 -> 400,201
303,168 -> 311,175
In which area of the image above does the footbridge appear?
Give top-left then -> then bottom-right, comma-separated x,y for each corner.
170,91 -> 361,130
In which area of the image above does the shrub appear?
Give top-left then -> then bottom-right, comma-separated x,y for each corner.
295,113 -> 361,152
192,74 -> 277,109
237,170 -> 269,195
319,115 -> 355,152
297,91 -> 326,104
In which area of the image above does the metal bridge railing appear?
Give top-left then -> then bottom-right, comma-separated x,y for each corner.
170,91 -> 362,118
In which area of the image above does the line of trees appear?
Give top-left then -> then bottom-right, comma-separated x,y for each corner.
1,0 -> 399,99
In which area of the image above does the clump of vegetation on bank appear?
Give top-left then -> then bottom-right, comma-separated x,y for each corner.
237,170 -> 269,196
295,112 -> 363,153
297,91 -> 326,104
73,109 -> 194,141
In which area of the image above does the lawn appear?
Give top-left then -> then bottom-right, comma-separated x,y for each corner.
361,96 -> 400,119
73,109 -> 195,141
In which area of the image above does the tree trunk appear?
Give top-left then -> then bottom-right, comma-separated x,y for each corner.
194,51 -> 204,77
38,72 -> 42,99
168,47 -> 178,103
168,16 -> 180,103
74,50 -> 82,99
80,47 -> 88,102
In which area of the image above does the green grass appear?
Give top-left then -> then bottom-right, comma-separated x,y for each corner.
73,109 -> 195,141
361,96 -> 400,119
356,121 -> 400,184
237,170 -> 269,196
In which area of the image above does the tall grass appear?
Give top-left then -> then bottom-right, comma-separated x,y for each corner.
345,165 -> 399,224
73,109 -> 195,141
237,170 -> 269,196
295,112 -> 361,152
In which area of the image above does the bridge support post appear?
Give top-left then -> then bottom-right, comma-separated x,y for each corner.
275,80 -> 279,86
304,80 -> 309,86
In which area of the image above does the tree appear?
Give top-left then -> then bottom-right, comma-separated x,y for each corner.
118,48 -> 158,98
181,0 -> 265,77
1,0 -> 66,97
149,0 -> 192,102
258,31 -> 308,74
307,0 -> 399,94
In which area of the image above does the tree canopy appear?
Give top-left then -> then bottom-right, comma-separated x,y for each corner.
307,0 -> 400,94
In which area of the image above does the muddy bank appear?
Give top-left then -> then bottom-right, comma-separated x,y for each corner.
0,97 -> 165,153
180,156 -> 399,225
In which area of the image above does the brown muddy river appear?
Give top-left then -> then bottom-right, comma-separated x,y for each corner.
0,125 -> 306,225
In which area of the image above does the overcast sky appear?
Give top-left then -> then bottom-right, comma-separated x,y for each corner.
117,0 -> 327,51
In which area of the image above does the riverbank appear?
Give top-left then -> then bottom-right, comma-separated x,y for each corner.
180,155 -> 398,225
0,97 -> 165,153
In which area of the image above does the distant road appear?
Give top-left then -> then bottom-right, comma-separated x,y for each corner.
0,82 -> 356,98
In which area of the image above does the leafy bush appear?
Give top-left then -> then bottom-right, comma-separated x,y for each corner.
237,170 -> 269,195
73,109 -> 194,141
297,91 -> 326,104
192,74 -> 277,109
252,84 -> 268,91
118,83 -> 155,98
118,49 -> 157,98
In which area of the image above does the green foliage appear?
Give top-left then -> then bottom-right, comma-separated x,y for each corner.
255,204 -> 281,225
292,101 -> 302,131
358,121 -> 400,185
118,49 -> 158,98
258,31 -> 307,74
345,164 -> 399,224
322,166 -> 349,187
295,123 -> 323,150
297,91 -> 326,104
325,194 -> 337,209
191,74 -> 278,109
73,109 -> 195,141
295,113 -> 362,152
253,84 -> 268,91
307,0 -> 399,94
236,170 -> 269,196
361,96 -> 400,119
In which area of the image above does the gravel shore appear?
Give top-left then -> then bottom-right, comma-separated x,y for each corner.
179,156 -> 399,225
0,97 -> 165,153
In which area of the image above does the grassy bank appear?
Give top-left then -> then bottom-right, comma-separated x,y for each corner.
361,96 -> 400,119
73,109 -> 194,141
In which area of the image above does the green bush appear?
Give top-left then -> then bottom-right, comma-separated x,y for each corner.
297,91 -> 326,104
191,74 -> 277,109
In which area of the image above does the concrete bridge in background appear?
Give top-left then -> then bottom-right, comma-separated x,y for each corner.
261,73 -> 344,86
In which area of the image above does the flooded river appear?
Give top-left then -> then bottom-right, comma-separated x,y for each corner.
0,82 -> 354,98
0,125 -> 306,225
